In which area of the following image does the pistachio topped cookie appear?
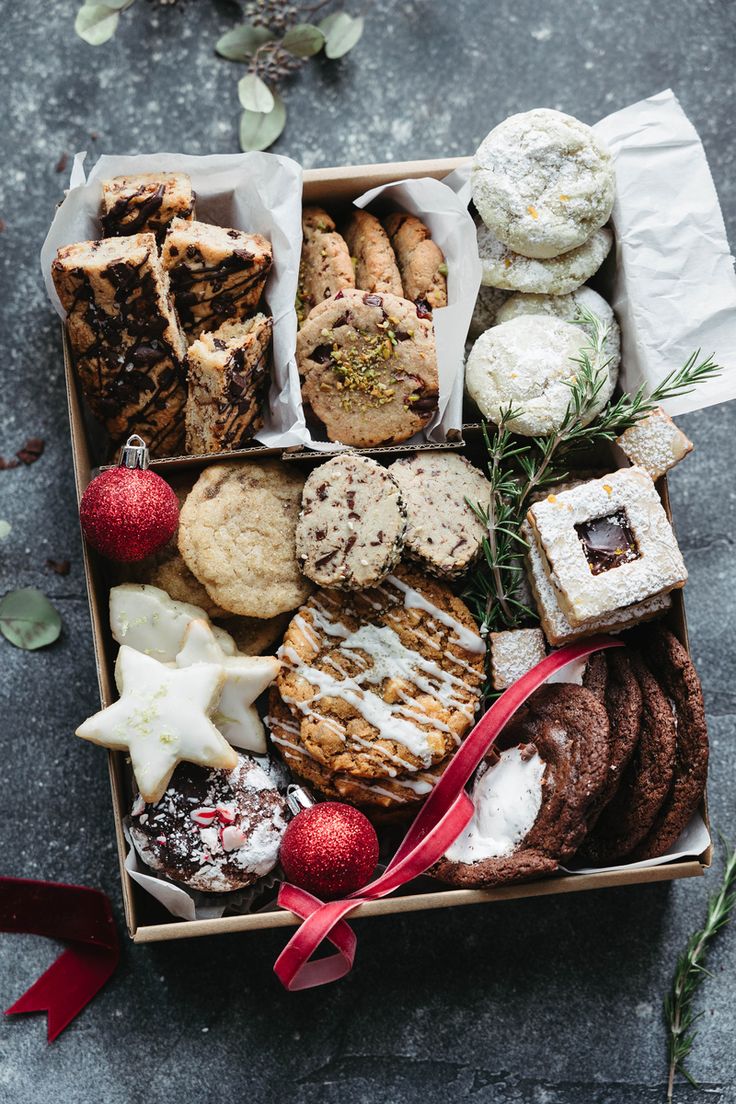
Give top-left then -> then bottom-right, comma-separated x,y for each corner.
297,289 -> 439,447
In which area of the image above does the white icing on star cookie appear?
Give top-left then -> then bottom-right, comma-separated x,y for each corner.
175,619 -> 279,754
77,646 -> 237,803
109,583 -> 236,663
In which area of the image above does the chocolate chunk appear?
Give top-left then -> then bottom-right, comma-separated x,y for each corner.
575,509 -> 639,575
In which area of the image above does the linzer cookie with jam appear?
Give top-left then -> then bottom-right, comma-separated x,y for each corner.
52,232 -> 188,457
433,684 -> 610,888
101,172 -> 195,238
185,314 -> 272,453
297,288 -> 439,447
526,467 -> 687,627
128,753 -> 288,892
297,206 -> 355,324
276,565 -> 485,780
383,213 -> 448,313
296,454 -> 407,590
162,218 -> 272,340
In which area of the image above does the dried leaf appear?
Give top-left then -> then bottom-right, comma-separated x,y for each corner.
238,73 -> 275,113
16,437 -> 45,465
321,12 -> 364,58
0,588 -> 62,650
46,559 -> 71,576
55,153 -> 69,173
239,92 -> 286,152
282,23 -> 325,58
215,24 -> 273,61
74,3 -> 120,45
0,457 -> 19,471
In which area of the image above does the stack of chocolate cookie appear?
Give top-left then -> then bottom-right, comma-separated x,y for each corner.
434,627 -> 708,887
52,171 -> 273,457
295,205 -> 447,447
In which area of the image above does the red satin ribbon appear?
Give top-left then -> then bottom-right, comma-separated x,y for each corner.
275,636 -> 622,990
1,877 -> 119,1041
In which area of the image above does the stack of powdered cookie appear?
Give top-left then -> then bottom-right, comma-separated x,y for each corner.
52,172 -> 274,458
295,206 -> 447,447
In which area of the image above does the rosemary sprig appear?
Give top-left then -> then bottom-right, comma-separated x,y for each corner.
664,840 -> 736,1102
464,305 -> 723,644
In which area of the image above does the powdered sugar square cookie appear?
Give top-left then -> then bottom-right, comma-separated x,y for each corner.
526,468 -> 687,626
616,408 -> 693,480
489,628 -> 547,690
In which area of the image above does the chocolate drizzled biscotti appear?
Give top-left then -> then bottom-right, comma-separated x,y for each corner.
52,232 -> 188,456
101,172 -> 195,238
185,314 -> 273,454
162,218 -> 273,340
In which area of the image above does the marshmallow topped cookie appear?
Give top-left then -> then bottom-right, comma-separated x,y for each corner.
472,108 -> 615,259
465,314 -> 612,436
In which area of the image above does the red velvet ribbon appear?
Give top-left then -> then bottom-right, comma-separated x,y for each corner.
275,636 -> 622,990
1,877 -> 119,1041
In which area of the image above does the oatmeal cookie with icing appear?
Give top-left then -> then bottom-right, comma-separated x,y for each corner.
297,206 -> 355,324
465,314 -> 613,437
383,213 -> 448,311
297,288 -> 439,447
472,109 -> 615,259
178,461 -> 313,619
477,222 -> 612,295
129,753 -> 288,892
276,566 -> 485,780
342,210 -> 403,297
388,452 -> 491,578
296,454 -> 407,590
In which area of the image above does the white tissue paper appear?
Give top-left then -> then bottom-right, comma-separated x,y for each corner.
447,88 -> 736,418
40,150 -> 311,448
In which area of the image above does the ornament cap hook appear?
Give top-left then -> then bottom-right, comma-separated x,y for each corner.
285,784 -> 314,817
119,435 -> 150,471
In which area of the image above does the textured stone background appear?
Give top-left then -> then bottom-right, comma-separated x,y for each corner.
1,1 -> 735,1101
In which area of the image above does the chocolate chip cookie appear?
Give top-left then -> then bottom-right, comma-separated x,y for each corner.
297,288 -> 439,447
297,206 -> 355,324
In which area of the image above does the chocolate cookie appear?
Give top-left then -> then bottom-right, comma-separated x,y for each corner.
296,454 -> 407,589
433,683 -> 610,888
343,210 -> 403,297
297,206 -> 355,324
628,628 -> 709,860
383,213 -> 448,312
129,753 -> 288,892
582,649 -> 643,822
578,657 -> 677,865
277,565 -> 485,779
297,289 -> 439,447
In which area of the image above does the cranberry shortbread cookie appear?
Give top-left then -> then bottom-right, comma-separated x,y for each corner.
342,209 -> 403,297
383,212 -> 448,312
297,206 -> 355,324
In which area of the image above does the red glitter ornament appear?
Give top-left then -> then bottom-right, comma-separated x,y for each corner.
280,794 -> 379,900
79,435 -> 179,563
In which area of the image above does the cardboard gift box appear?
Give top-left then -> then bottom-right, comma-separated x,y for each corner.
58,153 -> 713,944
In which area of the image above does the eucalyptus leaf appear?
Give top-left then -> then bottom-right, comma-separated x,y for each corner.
101,0 -> 134,10
0,588 -> 62,650
239,92 -> 286,152
0,520 -> 10,541
75,3 -> 120,45
215,24 -> 273,61
322,12 -> 364,58
238,72 -> 275,114
282,23 -> 325,58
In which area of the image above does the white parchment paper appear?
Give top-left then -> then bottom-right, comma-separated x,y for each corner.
40,150 -> 311,448
354,177 -> 482,442
447,88 -> 736,417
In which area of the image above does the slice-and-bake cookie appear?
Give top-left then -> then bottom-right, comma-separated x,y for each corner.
185,314 -> 272,454
101,172 -> 195,238
297,288 -> 439,447
477,222 -> 612,295
342,210 -> 403,296
471,108 -> 615,259
52,232 -> 188,457
383,213 -> 448,312
465,314 -> 614,437
433,683 -> 610,887
277,566 -> 485,779
296,454 -> 407,590
178,461 -> 312,618
162,218 -> 272,340
297,206 -> 355,324
388,452 -> 491,578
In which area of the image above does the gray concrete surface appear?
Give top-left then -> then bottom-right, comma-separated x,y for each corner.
1,1 -> 735,1101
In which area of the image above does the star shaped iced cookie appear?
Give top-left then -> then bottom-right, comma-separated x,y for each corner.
175,620 -> 279,754
77,646 -> 237,803
109,583 -> 237,663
